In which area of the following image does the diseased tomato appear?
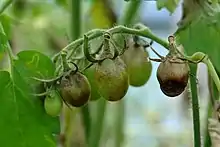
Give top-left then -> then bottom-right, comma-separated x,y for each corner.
60,71 -> 91,107
157,57 -> 189,97
95,57 -> 129,101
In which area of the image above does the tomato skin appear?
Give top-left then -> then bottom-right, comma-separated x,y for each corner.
44,90 -> 63,117
95,57 -> 129,101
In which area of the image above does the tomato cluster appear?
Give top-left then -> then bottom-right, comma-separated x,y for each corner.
33,34 -> 154,117
34,34 -> 189,117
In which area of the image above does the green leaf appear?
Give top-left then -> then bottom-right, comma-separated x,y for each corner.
0,50 -> 60,147
156,0 -> 180,14
0,14 -> 12,38
176,11 -> 220,73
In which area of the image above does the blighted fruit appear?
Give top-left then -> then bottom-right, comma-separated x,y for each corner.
44,90 -> 63,117
157,57 -> 189,97
95,57 -> 129,101
84,65 -> 101,101
60,71 -> 91,107
122,41 -> 152,87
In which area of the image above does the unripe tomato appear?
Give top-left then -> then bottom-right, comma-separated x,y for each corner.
44,90 -> 63,117
95,57 -> 129,101
84,65 -> 101,101
122,40 -> 152,87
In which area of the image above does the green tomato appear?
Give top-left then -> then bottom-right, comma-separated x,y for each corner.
95,57 -> 129,101
44,90 -> 63,117
122,40 -> 152,87
84,65 -> 101,101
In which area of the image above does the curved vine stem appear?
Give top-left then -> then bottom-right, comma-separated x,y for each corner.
187,52 -> 220,93
52,24 -> 169,61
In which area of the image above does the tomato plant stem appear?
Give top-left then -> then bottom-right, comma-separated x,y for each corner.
52,24 -> 169,61
203,58 -> 220,94
115,100 -> 125,147
188,52 -> 220,94
187,51 -> 220,146
71,0 -> 81,41
189,64 -> 201,147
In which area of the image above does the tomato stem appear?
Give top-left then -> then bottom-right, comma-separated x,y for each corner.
83,35 -> 99,63
187,52 -> 220,94
189,64 -> 201,147
52,24 -> 169,61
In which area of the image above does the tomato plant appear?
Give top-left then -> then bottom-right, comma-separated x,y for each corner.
0,0 -> 220,147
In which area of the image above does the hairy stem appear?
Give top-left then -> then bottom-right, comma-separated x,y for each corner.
203,58 -> 220,94
187,52 -> 220,146
188,52 -> 220,94
53,25 -> 169,61
115,100 -> 125,147
189,64 -> 201,147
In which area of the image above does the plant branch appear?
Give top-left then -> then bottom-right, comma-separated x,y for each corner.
184,51 -> 220,147
53,24 -> 169,61
189,64 -> 201,147
188,52 -> 220,94
71,0 -> 81,41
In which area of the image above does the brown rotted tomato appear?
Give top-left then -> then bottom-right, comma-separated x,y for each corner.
94,57 -> 129,101
60,71 -> 91,107
156,57 -> 189,97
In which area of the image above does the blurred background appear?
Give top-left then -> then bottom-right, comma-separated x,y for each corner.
0,0 -> 210,147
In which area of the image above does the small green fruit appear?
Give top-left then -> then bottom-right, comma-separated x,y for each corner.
44,90 -> 63,117
84,65 -> 101,101
122,41 -> 152,87
95,57 -> 129,101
